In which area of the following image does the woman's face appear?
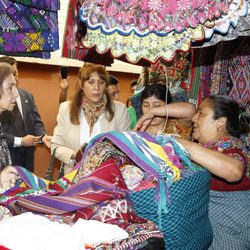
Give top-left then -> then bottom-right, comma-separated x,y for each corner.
0,74 -> 18,113
81,71 -> 106,105
192,98 -> 218,145
142,95 -> 166,126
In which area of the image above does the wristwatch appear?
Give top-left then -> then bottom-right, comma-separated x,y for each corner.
38,134 -> 45,144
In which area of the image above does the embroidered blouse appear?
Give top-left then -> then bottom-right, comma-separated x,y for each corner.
204,136 -> 250,191
165,118 -> 192,140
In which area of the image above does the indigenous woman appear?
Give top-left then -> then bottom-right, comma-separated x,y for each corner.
136,83 -> 196,139
51,63 -> 131,174
0,63 -> 19,189
176,95 -> 250,249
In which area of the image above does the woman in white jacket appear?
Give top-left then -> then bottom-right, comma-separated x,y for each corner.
51,63 -> 130,174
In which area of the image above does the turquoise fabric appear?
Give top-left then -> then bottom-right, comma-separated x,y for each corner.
130,170 -> 213,249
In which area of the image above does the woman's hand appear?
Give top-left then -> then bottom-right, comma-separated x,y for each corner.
42,135 -> 52,148
134,111 -> 155,131
0,166 -> 19,189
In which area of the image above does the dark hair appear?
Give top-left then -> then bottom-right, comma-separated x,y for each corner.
141,83 -> 172,104
106,75 -> 118,86
0,63 -> 15,98
208,95 -> 250,137
70,63 -> 114,124
0,56 -> 17,66
130,80 -> 137,88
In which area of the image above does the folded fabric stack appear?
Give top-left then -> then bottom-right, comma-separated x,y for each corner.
0,131 -> 212,249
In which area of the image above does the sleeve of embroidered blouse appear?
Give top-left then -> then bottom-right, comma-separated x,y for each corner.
221,143 -> 247,173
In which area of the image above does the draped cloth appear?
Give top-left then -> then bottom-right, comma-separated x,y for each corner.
0,159 -> 128,215
0,131 -> 195,217
78,0 -> 247,63
62,0 -> 114,66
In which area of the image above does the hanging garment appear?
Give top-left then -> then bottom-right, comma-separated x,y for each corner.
210,37 -> 250,113
77,0 -> 238,63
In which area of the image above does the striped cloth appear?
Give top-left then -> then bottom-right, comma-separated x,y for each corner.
0,159 -> 128,215
208,190 -> 250,250
79,131 -> 195,215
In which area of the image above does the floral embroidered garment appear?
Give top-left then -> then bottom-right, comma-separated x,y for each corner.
204,136 -> 250,191
79,0 -> 233,35
78,0 -> 249,63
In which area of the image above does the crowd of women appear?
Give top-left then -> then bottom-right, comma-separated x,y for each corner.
0,61 -> 249,249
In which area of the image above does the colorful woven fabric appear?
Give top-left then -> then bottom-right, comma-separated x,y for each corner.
165,118 -> 192,140
130,170 -> 212,249
0,31 -> 59,53
0,0 -> 59,57
203,0 -> 248,40
10,0 -> 60,11
82,24 -> 204,64
0,160 -> 128,216
79,0 -> 232,35
192,2 -> 250,48
204,135 -> 250,191
208,190 -> 250,249
62,0 -> 114,66
210,37 -> 250,113
0,0 -> 58,32
77,131 -> 200,217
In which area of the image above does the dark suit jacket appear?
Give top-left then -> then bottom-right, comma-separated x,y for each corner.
0,88 -> 46,172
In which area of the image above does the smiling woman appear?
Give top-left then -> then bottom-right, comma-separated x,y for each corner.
176,95 -> 250,249
51,63 -> 131,175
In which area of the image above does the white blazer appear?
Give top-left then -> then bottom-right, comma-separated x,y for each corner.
51,100 -> 131,167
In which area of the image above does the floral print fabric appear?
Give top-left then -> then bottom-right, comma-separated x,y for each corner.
82,25 -> 204,63
79,0 -> 233,35
204,136 -> 250,191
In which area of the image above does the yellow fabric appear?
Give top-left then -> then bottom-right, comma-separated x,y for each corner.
144,139 -> 180,181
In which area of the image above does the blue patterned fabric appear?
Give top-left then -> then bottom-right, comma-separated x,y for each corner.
208,190 -> 250,250
130,170 -> 213,249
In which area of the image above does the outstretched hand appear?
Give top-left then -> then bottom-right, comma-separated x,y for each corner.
0,166 -> 19,189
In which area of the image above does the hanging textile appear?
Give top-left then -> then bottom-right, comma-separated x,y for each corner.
192,0 -> 250,48
77,0 -> 244,64
62,0 -> 114,66
210,37 -> 250,113
0,0 -> 60,58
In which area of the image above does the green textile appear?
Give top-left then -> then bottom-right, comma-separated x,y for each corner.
127,106 -> 137,129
